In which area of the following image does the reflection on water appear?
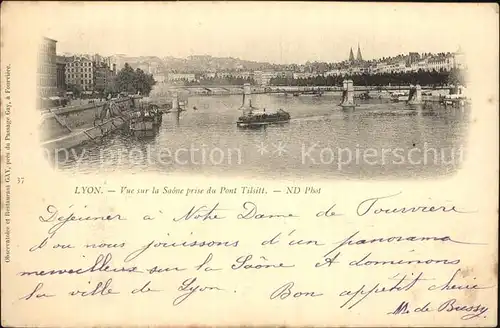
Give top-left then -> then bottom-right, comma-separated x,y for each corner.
54,93 -> 470,180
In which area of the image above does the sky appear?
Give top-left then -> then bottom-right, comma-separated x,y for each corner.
12,2 -> 498,64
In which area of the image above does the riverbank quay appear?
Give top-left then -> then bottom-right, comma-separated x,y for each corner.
40,96 -> 142,151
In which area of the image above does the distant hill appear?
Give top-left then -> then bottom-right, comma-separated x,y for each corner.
111,54 -> 292,73
110,55 -> 163,68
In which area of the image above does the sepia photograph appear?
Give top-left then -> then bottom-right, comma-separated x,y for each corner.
36,2 -> 472,179
1,2 -> 498,328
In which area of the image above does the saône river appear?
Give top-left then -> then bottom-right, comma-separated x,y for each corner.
55,92 -> 469,180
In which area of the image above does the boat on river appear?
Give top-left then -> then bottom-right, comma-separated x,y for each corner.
358,92 -> 371,100
237,109 -> 291,127
390,91 -> 409,102
441,85 -> 469,107
312,89 -> 324,97
129,104 -> 162,131
237,83 -> 291,128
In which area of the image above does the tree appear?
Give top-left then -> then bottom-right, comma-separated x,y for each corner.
67,83 -> 82,98
114,63 -> 157,96
115,63 -> 136,94
104,80 -> 117,98
134,68 -> 156,95
267,69 -> 466,87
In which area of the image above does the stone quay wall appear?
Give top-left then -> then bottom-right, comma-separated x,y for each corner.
40,97 -> 137,142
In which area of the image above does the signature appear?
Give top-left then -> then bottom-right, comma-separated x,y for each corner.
438,298 -> 489,320
388,299 -> 489,320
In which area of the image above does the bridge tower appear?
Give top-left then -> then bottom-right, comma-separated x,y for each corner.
341,79 -> 356,108
408,84 -> 422,105
172,91 -> 179,110
240,83 -> 253,115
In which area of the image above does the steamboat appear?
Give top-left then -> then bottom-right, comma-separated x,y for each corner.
237,108 -> 291,127
236,84 -> 291,128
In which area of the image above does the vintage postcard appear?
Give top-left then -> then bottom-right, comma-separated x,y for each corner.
1,2 -> 498,327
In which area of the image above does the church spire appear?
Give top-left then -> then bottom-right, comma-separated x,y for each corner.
349,47 -> 355,62
356,43 -> 363,61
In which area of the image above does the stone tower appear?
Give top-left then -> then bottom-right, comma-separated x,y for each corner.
172,91 -> 179,110
240,83 -> 253,115
356,43 -> 363,62
408,84 -> 422,105
349,47 -> 355,62
341,79 -> 355,108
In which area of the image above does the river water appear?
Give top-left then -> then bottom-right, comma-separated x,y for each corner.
54,93 -> 469,180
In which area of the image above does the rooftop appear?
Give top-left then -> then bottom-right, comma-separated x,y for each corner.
43,36 -> 57,43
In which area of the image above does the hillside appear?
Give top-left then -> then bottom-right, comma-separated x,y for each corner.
112,54 -> 289,73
